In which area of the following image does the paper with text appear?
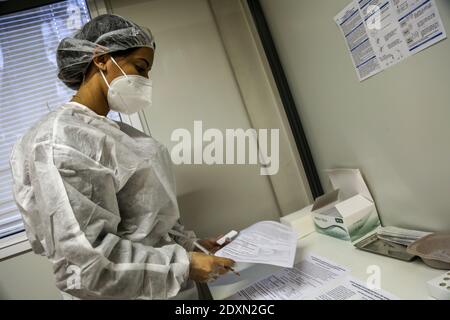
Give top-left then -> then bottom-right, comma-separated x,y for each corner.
335,1 -> 384,81
308,276 -> 398,300
215,221 -> 297,268
227,255 -> 351,300
227,254 -> 399,300
336,0 -> 446,81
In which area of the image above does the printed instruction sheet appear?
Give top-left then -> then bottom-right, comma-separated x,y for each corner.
215,221 -> 297,268
308,275 -> 398,300
227,254 -> 398,300
335,0 -> 447,81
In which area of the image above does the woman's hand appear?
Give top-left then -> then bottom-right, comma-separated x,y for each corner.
195,235 -> 231,254
189,252 -> 235,283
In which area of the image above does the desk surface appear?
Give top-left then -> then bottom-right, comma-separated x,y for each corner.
208,232 -> 443,300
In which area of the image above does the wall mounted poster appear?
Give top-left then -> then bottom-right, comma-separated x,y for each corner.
335,0 -> 447,81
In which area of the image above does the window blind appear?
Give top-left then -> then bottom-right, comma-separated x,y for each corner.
0,0 -> 93,239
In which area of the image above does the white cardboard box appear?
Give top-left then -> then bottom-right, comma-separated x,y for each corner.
280,205 -> 315,239
312,169 -> 381,243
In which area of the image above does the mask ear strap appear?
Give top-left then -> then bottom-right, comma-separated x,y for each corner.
99,69 -> 111,89
110,56 -> 128,78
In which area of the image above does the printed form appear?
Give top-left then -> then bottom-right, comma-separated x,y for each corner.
215,221 -> 297,268
227,255 -> 398,300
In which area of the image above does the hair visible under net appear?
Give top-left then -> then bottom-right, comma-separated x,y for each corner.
57,14 -> 156,90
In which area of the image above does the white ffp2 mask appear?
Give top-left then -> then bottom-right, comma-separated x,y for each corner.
100,56 -> 152,115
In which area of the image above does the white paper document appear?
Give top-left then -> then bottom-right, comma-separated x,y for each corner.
377,226 -> 431,246
227,255 -> 350,300
228,254 -> 398,300
215,221 -> 297,268
396,0 -> 446,54
309,276 -> 397,300
335,0 -> 447,81
335,2 -> 384,81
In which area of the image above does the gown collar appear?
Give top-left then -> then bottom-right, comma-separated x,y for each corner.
63,101 -> 121,129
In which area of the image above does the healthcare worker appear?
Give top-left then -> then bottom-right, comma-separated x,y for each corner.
9,14 -> 235,300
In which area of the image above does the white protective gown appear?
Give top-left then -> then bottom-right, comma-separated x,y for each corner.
10,102 -> 198,299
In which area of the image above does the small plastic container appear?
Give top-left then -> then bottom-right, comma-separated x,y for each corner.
407,234 -> 450,270
427,272 -> 450,300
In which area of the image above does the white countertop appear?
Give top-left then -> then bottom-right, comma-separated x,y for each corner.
208,231 -> 444,300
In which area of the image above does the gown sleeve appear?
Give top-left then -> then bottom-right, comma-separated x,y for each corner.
29,140 -> 190,300
169,221 -> 199,252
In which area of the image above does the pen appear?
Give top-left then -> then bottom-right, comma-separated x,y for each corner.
193,241 -> 240,277
225,266 -> 240,277
193,241 -> 213,255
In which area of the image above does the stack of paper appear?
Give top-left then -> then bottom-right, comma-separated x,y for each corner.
228,255 -> 398,300
376,226 -> 431,246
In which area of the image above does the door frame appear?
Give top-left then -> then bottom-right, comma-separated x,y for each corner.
246,0 -> 324,199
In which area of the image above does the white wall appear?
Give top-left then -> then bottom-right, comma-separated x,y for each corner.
209,0 -> 313,213
0,252 -> 60,299
260,0 -> 450,231
109,0 -> 284,237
